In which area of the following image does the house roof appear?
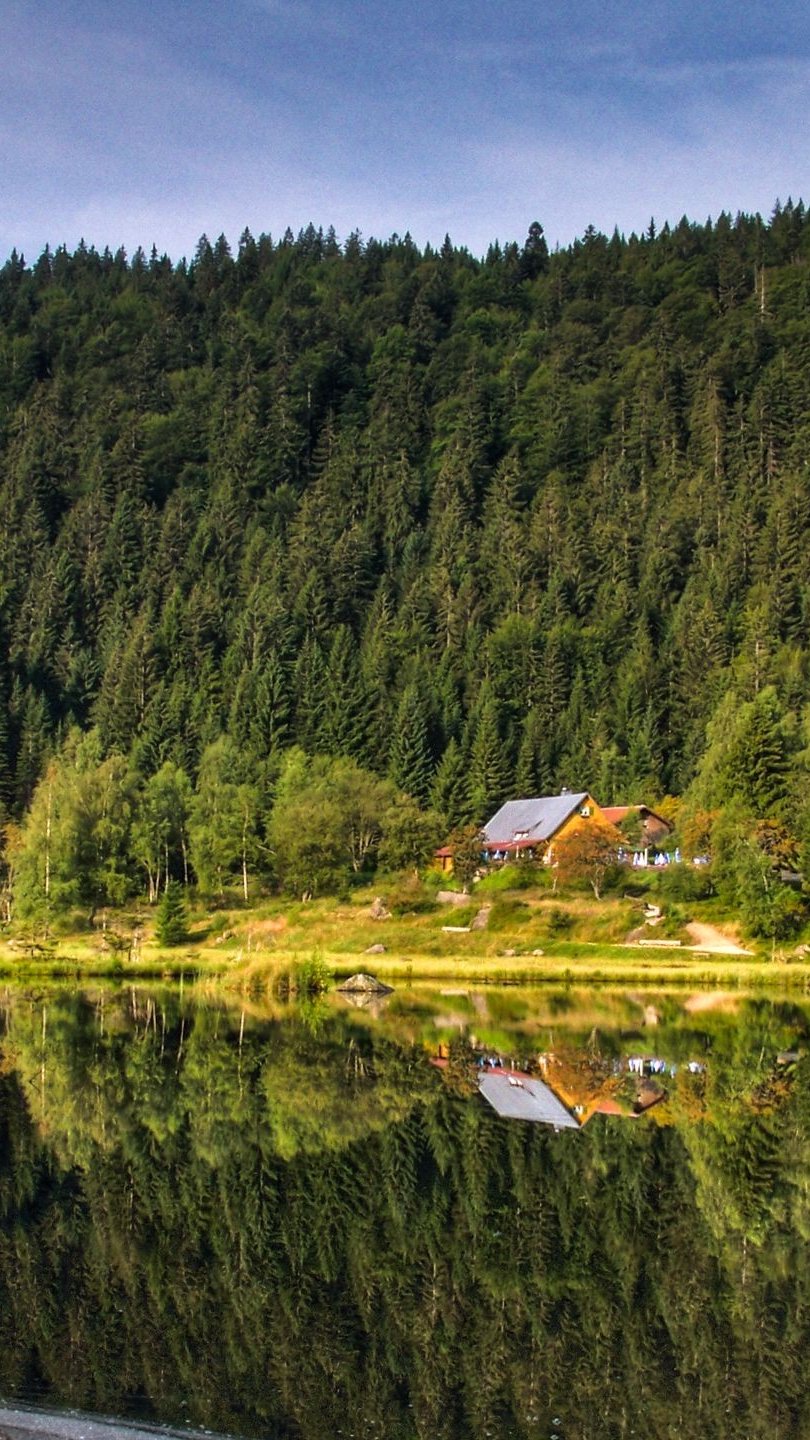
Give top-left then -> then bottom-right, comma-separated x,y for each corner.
483,793 -> 589,847
601,804 -> 673,832
479,1072 -> 580,1129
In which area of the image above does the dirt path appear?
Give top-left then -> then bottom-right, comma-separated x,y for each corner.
685,921 -> 752,955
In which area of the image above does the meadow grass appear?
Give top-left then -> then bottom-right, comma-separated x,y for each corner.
1,881 -> 806,989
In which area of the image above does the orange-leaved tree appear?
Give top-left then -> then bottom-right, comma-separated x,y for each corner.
553,822 -> 620,900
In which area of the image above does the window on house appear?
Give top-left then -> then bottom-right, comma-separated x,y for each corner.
579,805 -> 591,817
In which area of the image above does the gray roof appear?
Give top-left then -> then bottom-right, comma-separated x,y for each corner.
479,1073 -> 581,1129
482,793 -> 589,846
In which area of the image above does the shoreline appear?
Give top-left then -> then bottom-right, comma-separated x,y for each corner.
1,941 -> 809,990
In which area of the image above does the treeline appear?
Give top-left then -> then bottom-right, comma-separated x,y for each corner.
1,205 -> 810,898
5,732 -> 444,921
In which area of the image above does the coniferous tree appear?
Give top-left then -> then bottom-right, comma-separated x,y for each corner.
430,738 -> 470,830
388,683 -> 434,804
466,688 -> 511,824
155,880 -> 190,946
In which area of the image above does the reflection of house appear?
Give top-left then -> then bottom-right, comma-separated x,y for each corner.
482,790 -> 609,864
478,1071 -> 580,1129
601,805 -> 673,849
540,1053 -> 666,1124
476,1062 -> 665,1129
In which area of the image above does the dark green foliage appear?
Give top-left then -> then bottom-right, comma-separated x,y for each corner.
2,211 -> 810,853
4,988 -> 810,1439
466,685 -> 512,824
388,683 -> 434,804
155,881 -> 190,946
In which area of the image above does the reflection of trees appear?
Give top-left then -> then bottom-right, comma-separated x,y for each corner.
0,992 -> 809,1437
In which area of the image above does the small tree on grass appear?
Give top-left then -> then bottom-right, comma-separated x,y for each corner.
378,796 -> 446,874
155,882 -> 190,947
553,823 -> 619,900
448,825 -> 484,890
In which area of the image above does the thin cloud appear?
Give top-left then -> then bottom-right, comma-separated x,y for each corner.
2,0 -> 808,262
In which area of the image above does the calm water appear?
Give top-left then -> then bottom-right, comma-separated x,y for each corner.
2,979 -> 810,1440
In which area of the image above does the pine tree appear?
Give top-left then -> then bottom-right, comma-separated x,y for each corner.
155,881 -> 190,946
515,709 -> 550,798
430,738 -> 470,829
726,687 -> 790,816
466,688 -> 511,824
322,625 -> 369,760
388,683 -> 434,803
294,635 -> 327,753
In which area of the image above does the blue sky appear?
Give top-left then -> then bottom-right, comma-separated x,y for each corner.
3,0 -> 809,261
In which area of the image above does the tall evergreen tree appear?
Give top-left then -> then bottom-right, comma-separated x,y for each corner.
388,683 -> 434,803
466,687 -> 511,824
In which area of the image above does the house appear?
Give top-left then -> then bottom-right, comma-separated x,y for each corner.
433,789 -> 615,874
601,805 -> 673,849
481,790 -> 611,865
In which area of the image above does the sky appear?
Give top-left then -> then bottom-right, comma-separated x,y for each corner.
3,0 -> 809,262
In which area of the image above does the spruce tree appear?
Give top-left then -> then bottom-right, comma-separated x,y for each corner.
155,881 -> 189,946
388,684 -> 433,803
727,687 -> 790,816
466,688 -> 511,824
515,709 -> 549,798
430,738 -> 470,830
322,625 -> 369,761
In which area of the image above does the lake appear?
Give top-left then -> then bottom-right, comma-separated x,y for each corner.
1,979 -> 810,1439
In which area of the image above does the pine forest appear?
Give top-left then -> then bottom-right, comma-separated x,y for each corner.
1,206 -> 810,913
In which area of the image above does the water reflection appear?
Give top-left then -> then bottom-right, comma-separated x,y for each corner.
1,982 -> 809,1439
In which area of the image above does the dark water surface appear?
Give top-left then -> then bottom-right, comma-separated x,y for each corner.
1,980 -> 810,1440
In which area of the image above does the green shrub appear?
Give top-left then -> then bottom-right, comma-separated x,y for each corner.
487,898 -> 532,931
476,863 -> 548,894
655,865 -> 715,902
387,876 -> 437,915
545,906 -> 574,937
435,905 -> 477,928
276,950 -> 332,997
657,904 -> 689,938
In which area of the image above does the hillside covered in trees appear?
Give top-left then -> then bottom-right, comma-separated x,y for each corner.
1,206 -> 810,914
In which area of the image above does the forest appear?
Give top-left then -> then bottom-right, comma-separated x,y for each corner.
1,205 -> 810,920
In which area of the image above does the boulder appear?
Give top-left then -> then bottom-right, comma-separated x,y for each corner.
370,896 -> 392,920
501,947 -> 517,957
365,943 -> 387,954
338,972 -> 394,995
470,905 -> 492,931
436,890 -> 470,907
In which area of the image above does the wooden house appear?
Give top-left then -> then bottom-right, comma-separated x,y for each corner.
481,790 -> 611,865
601,805 -> 673,849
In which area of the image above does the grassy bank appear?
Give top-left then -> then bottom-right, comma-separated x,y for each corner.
1,875 -> 808,989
